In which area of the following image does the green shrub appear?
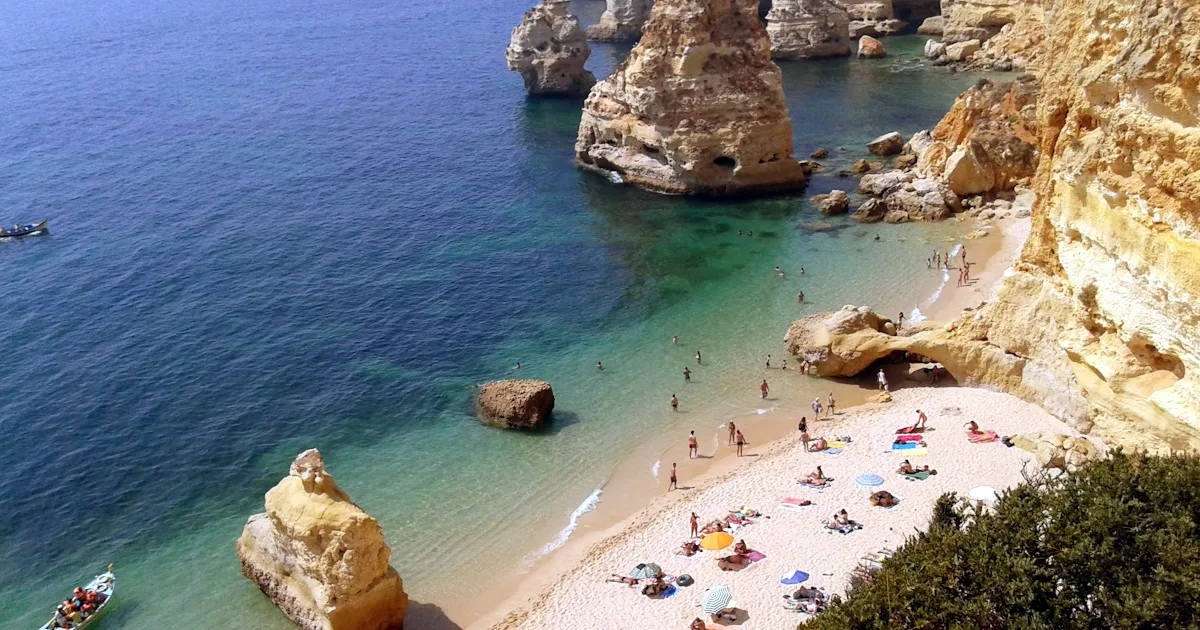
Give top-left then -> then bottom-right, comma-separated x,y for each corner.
801,451 -> 1200,630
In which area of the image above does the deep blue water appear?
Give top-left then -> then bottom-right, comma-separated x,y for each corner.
0,0 -> 986,626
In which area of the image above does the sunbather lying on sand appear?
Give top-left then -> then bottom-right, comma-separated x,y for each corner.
807,437 -> 828,452
799,465 -> 827,485
606,575 -> 639,587
718,553 -> 750,570
641,578 -> 668,597
870,490 -> 897,507
676,541 -> 700,556
710,608 -> 738,623
701,520 -> 726,535
791,586 -> 826,601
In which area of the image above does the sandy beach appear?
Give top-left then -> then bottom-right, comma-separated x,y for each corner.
488,387 -> 1082,629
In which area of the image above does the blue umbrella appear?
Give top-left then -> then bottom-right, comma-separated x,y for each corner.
856,473 -> 885,487
780,570 -> 809,585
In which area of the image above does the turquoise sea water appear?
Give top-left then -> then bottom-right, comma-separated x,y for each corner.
0,0 -> 987,627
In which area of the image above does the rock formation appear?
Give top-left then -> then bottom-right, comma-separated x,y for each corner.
506,0 -> 596,96
917,15 -> 944,34
867,131 -> 902,156
964,2 -> 1046,71
766,0 -> 852,60
834,0 -> 903,37
812,189 -> 850,215
892,0 -> 941,24
916,76 -> 1039,196
857,35 -> 886,57
237,450 -> 408,630
576,0 -> 807,196
588,0 -> 654,42
940,0 -> 1026,43
477,379 -> 555,429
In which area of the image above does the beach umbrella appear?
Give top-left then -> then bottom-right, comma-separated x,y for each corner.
701,585 -> 734,614
630,563 -> 662,580
856,473 -> 885,487
969,486 -> 999,504
700,531 -> 734,551
780,570 -> 809,585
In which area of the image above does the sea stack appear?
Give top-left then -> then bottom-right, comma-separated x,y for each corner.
576,0 -> 807,196
766,0 -> 852,60
588,0 -> 655,42
237,449 -> 408,630
506,0 -> 596,96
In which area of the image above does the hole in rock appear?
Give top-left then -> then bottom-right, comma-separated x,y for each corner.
713,156 -> 737,169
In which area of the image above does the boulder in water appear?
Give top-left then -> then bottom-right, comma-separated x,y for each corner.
477,379 -> 556,430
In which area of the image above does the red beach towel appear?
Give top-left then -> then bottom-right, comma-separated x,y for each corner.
895,434 -> 923,442
967,430 -> 998,443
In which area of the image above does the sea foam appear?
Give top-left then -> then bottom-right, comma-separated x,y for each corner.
538,487 -> 603,557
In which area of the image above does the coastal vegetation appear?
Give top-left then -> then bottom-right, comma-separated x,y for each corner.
801,451 -> 1200,629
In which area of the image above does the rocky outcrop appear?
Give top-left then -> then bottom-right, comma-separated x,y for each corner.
588,0 -> 654,42
916,76 -> 1039,196
964,2 -> 1046,71
867,131 -> 902,156
940,0 -> 1026,43
576,0 -> 807,196
851,198 -> 887,222
833,0 -> 902,36
1012,431 -> 1103,472
813,189 -> 850,215
237,450 -> 408,630
917,15 -> 944,34
857,35 -> 886,57
506,0 -> 596,96
477,380 -> 555,429
766,0 -> 852,60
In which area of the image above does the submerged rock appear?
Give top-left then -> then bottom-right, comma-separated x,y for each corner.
477,380 -> 555,430
767,0 -> 852,60
576,0 -> 807,196
237,450 -> 408,630
506,0 -> 596,96
857,35 -> 886,57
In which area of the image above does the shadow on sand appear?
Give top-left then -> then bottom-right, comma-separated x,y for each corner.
405,600 -> 463,630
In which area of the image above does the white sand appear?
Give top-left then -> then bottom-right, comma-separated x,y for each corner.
490,387 -> 1080,630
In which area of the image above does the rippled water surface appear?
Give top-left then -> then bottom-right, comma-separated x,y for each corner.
0,1 -> 985,626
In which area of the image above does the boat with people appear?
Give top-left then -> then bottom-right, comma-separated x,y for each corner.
0,219 -> 49,239
38,565 -> 114,630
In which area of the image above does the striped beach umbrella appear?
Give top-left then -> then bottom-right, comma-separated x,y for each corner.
856,473 -> 885,487
700,531 -> 734,550
630,563 -> 662,580
701,585 -> 734,614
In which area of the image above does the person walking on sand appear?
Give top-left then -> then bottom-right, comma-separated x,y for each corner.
760,379 -> 769,399
878,368 -> 889,391
799,417 -> 808,434
812,397 -> 822,417
684,367 -> 692,382
765,354 -> 771,368
671,394 -> 679,411
696,350 -> 702,365
916,409 -> 929,429
669,463 -> 678,491
690,512 -> 699,538
728,421 -> 737,446
735,430 -> 746,457
781,358 -> 787,371
827,392 -> 836,417
688,431 -> 698,459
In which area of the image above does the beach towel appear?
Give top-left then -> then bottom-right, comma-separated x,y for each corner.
891,442 -> 917,450
827,440 -> 847,449
896,426 -> 927,434
903,471 -> 931,481
781,497 -> 812,506
895,434 -> 923,443
968,429 -> 999,443
746,551 -> 766,562
832,523 -> 862,535
797,480 -> 829,490
660,586 -> 678,599
824,448 -> 843,455
778,502 -> 809,512
909,447 -> 928,457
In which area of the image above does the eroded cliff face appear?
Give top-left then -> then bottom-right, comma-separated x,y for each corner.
588,0 -> 655,42
940,0 -> 1025,42
767,0 -> 852,60
964,0 -> 1200,450
237,450 -> 408,630
506,0 -> 596,96
576,0 -> 807,196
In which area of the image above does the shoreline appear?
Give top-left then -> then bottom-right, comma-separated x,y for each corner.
464,214 -> 1032,629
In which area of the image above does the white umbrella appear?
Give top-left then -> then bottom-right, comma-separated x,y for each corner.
701,585 -> 734,614
969,486 -> 998,504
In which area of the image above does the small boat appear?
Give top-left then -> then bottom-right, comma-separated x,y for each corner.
0,219 -> 49,238
37,565 -> 115,630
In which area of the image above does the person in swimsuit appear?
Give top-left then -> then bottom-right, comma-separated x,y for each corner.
735,430 -> 746,456
688,431 -> 698,458
696,350 -> 702,365
878,368 -> 889,391
799,417 -> 808,433
916,409 -> 929,429
727,421 -> 737,446
597,361 -> 604,371
760,379 -> 769,399
671,394 -> 679,411
690,512 -> 699,538
765,354 -> 771,368
684,367 -> 691,382
827,393 -> 836,417
797,291 -> 805,303
669,463 -> 678,491
673,335 -> 679,344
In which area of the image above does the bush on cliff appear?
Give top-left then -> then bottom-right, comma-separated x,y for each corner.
801,451 -> 1200,630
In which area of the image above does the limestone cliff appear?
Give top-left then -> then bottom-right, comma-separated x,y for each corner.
506,0 -> 596,96
834,0 -> 904,37
940,0 -> 1025,42
916,76 -> 1039,196
588,0 -> 655,42
576,0 -> 807,196
964,1 -> 1045,71
237,450 -> 408,630
767,0 -> 852,60
789,0 -> 1200,452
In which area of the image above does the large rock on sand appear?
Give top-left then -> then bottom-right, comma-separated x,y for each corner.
576,0 -> 807,196
506,0 -> 596,96
237,450 -> 408,630
477,379 -> 556,429
785,305 -> 898,376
